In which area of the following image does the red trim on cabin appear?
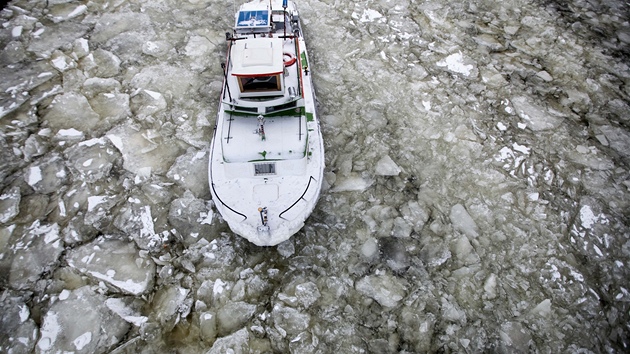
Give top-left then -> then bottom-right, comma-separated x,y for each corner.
232,72 -> 283,77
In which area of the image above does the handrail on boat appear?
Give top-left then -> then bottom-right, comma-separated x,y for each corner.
279,176 -> 316,220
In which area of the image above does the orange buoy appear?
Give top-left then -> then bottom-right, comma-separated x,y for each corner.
283,52 -> 297,66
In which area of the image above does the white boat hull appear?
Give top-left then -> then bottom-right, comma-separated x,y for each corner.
209,0 -> 324,246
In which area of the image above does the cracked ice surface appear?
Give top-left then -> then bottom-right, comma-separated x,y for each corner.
0,0 -> 629,353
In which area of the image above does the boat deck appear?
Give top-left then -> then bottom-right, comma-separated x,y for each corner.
221,113 -> 307,162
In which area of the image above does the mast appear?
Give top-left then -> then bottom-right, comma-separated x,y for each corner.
282,0 -> 287,38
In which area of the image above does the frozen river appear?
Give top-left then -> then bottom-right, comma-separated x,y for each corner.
1,0 -> 629,352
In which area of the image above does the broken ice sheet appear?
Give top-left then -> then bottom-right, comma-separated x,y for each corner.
168,191 -> 219,246
449,204 -> 479,238
510,96 -> 563,131
26,21 -> 89,58
105,298 -> 148,326
355,274 -> 407,308
66,237 -> 156,296
375,155 -> 402,176
9,221 -> 63,290
0,295 -> 38,353
37,286 -> 129,354
64,138 -> 121,183
43,92 -> 103,135
0,186 -> 21,224
437,52 -> 478,77
106,123 -> 184,176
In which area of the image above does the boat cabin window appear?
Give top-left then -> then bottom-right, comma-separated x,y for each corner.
238,75 -> 281,93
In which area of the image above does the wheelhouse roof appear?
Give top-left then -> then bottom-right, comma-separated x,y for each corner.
231,38 -> 284,77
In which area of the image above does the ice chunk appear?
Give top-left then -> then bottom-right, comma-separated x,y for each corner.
9,221 -> 63,289
499,321 -> 533,352
598,125 -> 630,159
114,202 -> 170,251
130,89 -> 168,118
53,129 -> 84,145
0,186 -> 21,223
483,273 -> 498,299
61,68 -> 87,92
271,303 -> 310,336
66,237 -> 156,295
0,296 -> 38,353
295,282 -> 321,308
89,93 -> 131,124
392,216 -> 413,238
504,25 -> 520,35
510,96 -> 563,131
579,205 -> 597,229
452,236 -> 480,265
361,237 -> 378,258
81,77 -> 122,98
130,64 -> 199,99
27,22 -> 89,58
536,70 -> 553,82
474,34 -> 505,51
80,49 -> 121,78
380,237 -> 410,272
174,111 -> 213,148
43,92 -> 103,135
205,328 -> 249,354
11,25 -> 23,38
166,149 -> 210,198
400,307 -> 434,352
441,296 -> 467,323
354,9 -> 384,23
437,52 -> 477,77
105,298 -> 148,326
0,40 -> 27,65
530,299 -> 552,317
184,35 -> 216,69
375,155 -> 402,176
90,12 -> 153,44
217,301 -> 256,336
47,4 -> 88,23
106,123 -> 184,176
355,274 -> 407,307
449,204 -> 479,238
151,285 -> 191,330
142,41 -> 172,57
50,50 -> 76,72
168,191 -> 218,246
64,138 -> 121,183
84,194 -> 123,232
199,311 -> 217,343
420,240 -> 452,268
401,200 -> 429,232
36,286 -> 128,354
72,38 -> 89,59
331,174 -> 374,192
1,61 -> 56,118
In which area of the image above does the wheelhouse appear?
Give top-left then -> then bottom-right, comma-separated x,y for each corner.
230,38 -> 285,97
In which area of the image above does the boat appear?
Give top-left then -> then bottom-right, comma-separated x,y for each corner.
208,0 -> 324,246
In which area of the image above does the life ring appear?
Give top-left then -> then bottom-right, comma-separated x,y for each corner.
283,52 -> 296,67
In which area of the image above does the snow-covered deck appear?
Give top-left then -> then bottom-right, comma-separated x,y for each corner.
221,113 -> 307,162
